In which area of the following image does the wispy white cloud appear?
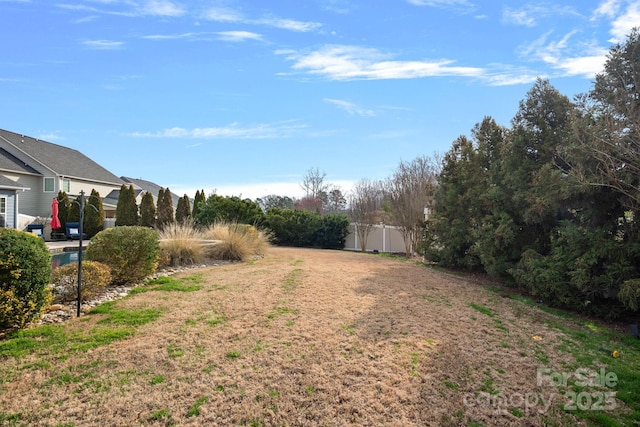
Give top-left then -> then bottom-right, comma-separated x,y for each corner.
321,0 -> 352,14
502,3 -> 580,27
74,15 -> 99,23
216,31 -> 263,42
202,7 -> 322,32
142,32 -> 201,40
324,98 -> 375,117
140,0 -> 185,17
608,1 -> 640,42
82,39 -> 125,49
516,31 -> 608,78
142,31 -> 262,42
592,0 -> 622,19
254,16 -> 322,32
482,66 -> 544,86
130,121 -> 307,139
58,0 -> 185,18
406,0 -> 476,13
37,132 -> 64,141
202,7 -> 243,23
278,45 -> 484,81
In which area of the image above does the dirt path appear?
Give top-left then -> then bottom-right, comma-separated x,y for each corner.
1,247 -> 591,426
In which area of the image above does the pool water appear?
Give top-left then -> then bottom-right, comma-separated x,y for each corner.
51,251 -> 84,269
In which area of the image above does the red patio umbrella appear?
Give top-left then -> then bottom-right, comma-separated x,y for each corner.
51,198 -> 61,229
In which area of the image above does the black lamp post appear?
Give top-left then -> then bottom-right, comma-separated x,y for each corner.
76,190 -> 86,317
73,190 -> 98,317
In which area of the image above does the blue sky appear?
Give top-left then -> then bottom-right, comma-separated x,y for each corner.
1,0 -> 638,200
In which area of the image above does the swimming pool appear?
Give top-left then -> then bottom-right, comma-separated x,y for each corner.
51,251 -> 84,269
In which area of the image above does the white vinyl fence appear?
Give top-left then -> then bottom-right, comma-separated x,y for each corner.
344,223 -> 406,253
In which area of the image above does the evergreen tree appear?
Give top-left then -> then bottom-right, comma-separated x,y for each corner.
475,79 -> 575,277
84,189 -> 105,237
68,194 -> 81,223
195,194 -> 264,226
115,184 -> 139,226
156,187 -> 175,230
175,194 -> 191,224
139,191 -> 156,228
55,191 -> 70,231
192,189 -> 206,219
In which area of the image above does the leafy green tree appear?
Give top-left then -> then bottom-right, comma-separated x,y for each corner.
139,191 -> 156,228
256,194 -> 295,211
175,195 -> 191,224
156,187 -> 175,230
84,189 -> 105,237
115,184 -> 139,226
195,194 -> 264,226
192,189 -> 206,219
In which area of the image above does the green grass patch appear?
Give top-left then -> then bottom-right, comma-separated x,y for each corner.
0,323 -> 134,359
282,268 -> 303,292
150,375 -> 165,385
96,308 -> 161,326
186,396 -> 208,417
142,275 -> 203,292
469,303 -> 494,317
267,306 -> 299,319
167,344 -> 184,358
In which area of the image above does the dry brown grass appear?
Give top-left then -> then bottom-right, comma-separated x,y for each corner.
0,248 -> 620,426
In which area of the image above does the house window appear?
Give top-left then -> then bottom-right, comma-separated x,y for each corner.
0,197 -> 5,228
63,179 -> 71,192
44,177 -> 55,192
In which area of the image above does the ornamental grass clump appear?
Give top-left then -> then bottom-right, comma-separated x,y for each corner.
203,222 -> 270,261
158,220 -> 204,267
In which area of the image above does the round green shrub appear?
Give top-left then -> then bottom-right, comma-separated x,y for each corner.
0,229 -> 52,329
51,260 -> 112,303
86,226 -> 159,285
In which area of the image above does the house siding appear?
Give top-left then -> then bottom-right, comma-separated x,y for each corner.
0,190 -> 16,228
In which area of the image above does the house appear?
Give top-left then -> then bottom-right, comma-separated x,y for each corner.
0,128 -> 125,229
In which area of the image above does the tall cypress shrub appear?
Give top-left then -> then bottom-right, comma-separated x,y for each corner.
139,191 -> 156,228
84,189 -> 105,237
175,195 -> 191,225
156,187 -> 174,230
115,184 -> 139,226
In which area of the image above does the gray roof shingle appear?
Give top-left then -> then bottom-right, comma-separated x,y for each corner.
0,129 -> 123,185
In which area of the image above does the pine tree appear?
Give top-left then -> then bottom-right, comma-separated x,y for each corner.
139,191 -> 156,228
115,184 -> 139,226
175,194 -> 191,224
192,189 -> 206,220
56,191 -> 70,231
84,189 -> 105,237
156,187 -> 175,230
